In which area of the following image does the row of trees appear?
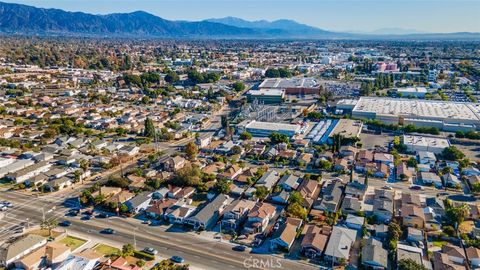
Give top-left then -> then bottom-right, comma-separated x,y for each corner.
456,131 -> 480,140
187,70 -> 220,85
265,68 -> 292,78
364,119 -> 440,135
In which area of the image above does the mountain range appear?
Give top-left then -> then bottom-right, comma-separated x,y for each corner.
0,1 -> 478,40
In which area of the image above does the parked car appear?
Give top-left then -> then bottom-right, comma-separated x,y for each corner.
68,209 -> 80,216
171,256 -> 185,263
232,245 -> 246,252
382,185 -> 393,190
143,247 -> 158,255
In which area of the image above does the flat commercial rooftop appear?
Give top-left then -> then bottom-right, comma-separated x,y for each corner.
246,120 -> 300,132
247,89 -> 284,96
353,97 -> 480,121
397,87 -> 428,93
328,119 -> 363,138
259,77 -> 319,89
402,135 -> 450,149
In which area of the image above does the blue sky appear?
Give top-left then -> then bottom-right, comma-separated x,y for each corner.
5,0 -> 480,33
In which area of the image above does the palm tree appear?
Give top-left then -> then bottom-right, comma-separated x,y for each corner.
40,218 -> 58,237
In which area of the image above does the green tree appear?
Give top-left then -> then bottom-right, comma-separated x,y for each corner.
136,259 -> 146,267
288,191 -> 303,205
143,117 -> 156,138
286,202 -> 307,220
121,244 -> 134,258
40,218 -> 58,237
387,221 -> 402,252
230,145 -> 243,155
441,166 -> 453,175
255,186 -> 269,200
171,165 -> 202,187
214,179 -> 231,194
318,159 -> 332,171
184,142 -> 198,160
232,81 -> 246,92
269,132 -> 289,144
141,96 -> 151,104
445,199 -> 469,226
165,70 -> 179,83
119,203 -> 129,213
406,157 -> 418,168
441,146 -> 465,161
398,259 -> 428,270
239,131 -> 252,140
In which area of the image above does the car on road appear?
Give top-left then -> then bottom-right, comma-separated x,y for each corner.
143,247 -> 158,255
96,213 -> 109,218
382,185 -> 393,190
409,185 -> 423,190
59,220 -> 71,227
0,205 -> 7,211
232,245 -> 246,252
170,256 -> 185,263
81,215 -> 91,221
1,201 -> 13,208
102,228 -> 115,234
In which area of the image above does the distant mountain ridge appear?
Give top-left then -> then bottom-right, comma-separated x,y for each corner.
0,1 -> 478,40
205,16 -> 336,37
0,2 -> 257,37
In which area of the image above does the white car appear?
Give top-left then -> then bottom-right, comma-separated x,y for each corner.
143,247 -> 158,255
382,185 -> 393,190
1,201 -> 13,208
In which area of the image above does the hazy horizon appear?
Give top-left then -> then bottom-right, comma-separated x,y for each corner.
3,0 -> 480,33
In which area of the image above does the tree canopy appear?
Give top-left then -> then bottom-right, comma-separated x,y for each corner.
441,146 -> 465,161
143,117 -> 156,138
269,132 -> 289,144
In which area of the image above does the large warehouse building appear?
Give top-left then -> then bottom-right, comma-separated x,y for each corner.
237,120 -> 301,138
246,89 -> 284,104
258,77 -> 320,95
337,97 -> 480,132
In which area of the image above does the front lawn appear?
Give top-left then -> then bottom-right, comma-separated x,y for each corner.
94,244 -> 120,257
59,235 -> 87,250
432,240 -> 448,247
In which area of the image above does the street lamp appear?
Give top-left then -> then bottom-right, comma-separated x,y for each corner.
133,227 -> 138,248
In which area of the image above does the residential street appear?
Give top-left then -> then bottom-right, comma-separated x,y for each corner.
0,190 -> 318,270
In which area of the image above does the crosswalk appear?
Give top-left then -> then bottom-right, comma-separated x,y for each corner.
0,191 -> 71,240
